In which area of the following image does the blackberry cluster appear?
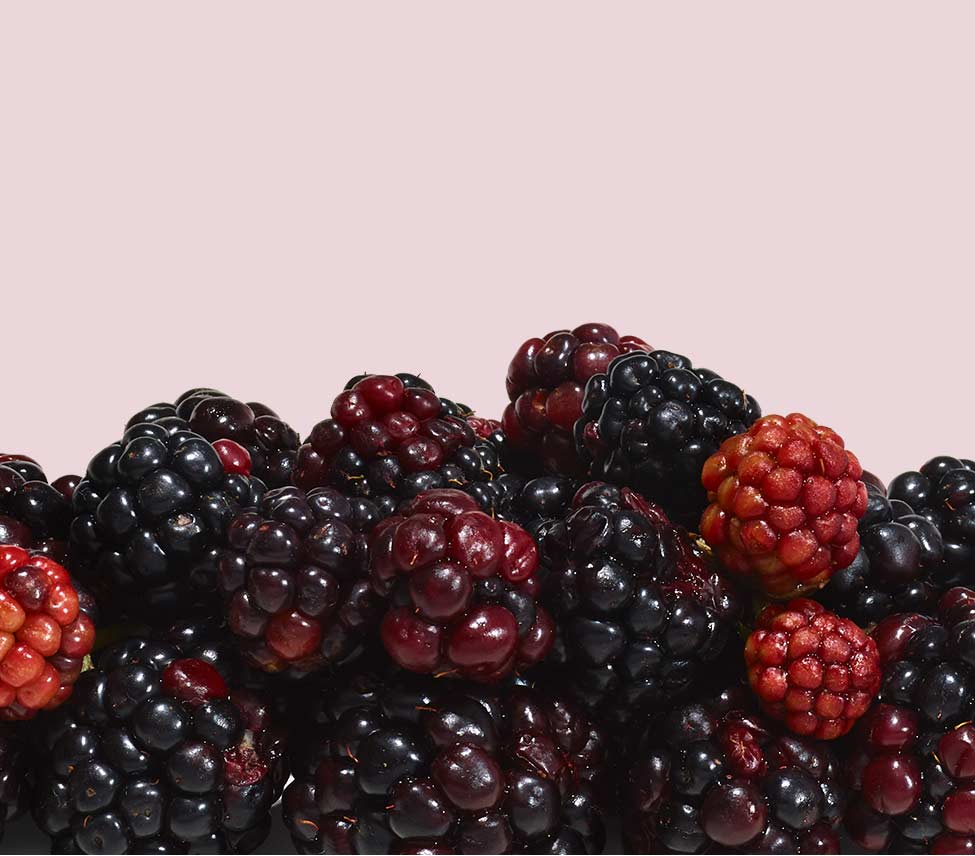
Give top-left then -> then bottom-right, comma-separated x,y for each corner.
577,349 -> 761,528
844,587 -> 975,851
283,672 -> 608,854
0,724 -> 29,844
0,454 -> 78,560
220,486 -> 382,677
294,373 -> 503,518
69,423 -> 266,623
822,479 -> 948,625
625,693 -> 847,853
537,484 -> 742,728
32,624 -> 286,854
128,388 -> 301,488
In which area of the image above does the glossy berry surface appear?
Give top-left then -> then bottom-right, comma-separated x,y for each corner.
701,413 -> 868,598
0,455 -> 78,561
503,323 -> 650,477
371,489 -> 554,681
745,598 -> 880,739
32,626 -> 286,854
538,484 -> 742,728
626,695 -> 847,853
69,424 -> 266,624
220,486 -> 382,676
283,672 -> 608,854
577,348 -> 760,528
295,374 -> 503,519
0,546 -> 96,719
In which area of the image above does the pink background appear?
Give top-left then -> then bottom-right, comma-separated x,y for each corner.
2,3 -> 974,487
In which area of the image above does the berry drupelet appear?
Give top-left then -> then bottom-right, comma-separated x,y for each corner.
295,374 -> 504,519
32,626 -> 286,854
745,598 -> 880,739
536,483 -> 742,728
127,388 -> 301,489
0,454 -> 79,560
371,489 -> 554,682
701,413 -> 868,598
283,673 -> 608,854
69,423 -> 266,624
625,694 -> 847,853
577,348 -> 761,528
0,547 -> 96,720
219,486 -> 382,677
503,323 -> 651,477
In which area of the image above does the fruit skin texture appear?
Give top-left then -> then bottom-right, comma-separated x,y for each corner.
503,323 -> 650,477
745,598 -> 880,740
625,694 -> 847,853
32,625 -> 286,854
538,483 -> 742,728
370,489 -> 553,682
283,672 -> 608,855
701,413 -> 868,598
0,455 -> 79,561
220,486 -> 382,677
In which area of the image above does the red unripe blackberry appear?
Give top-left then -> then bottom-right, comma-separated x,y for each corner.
701,413 -> 868,598
0,546 -> 96,720
745,598 -> 880,739
504,323 -> 650,477
371,489 -> 553,682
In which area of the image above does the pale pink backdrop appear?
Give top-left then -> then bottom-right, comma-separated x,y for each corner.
2,2 -> 974,491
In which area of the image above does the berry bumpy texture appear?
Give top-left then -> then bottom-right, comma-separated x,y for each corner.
577,348 -> 761,529
843,587 -> 975,852
0,546 -> 96,719
295,374 -> 503,519
69,423 -> 266,624
32,626 -> 286,854
701,413 -> 868,598
220,486 -> 382,676
538,483 -> 742,728
372,489 -> 554,682
127,388 -> 301,489
745,598 -> 880,739
0,454 -> 79,560
283,673 -> 608,854
625,694 -> 847,853
503,323 -> 650,477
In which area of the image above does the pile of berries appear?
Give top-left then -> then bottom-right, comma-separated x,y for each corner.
0,324 -> 962,854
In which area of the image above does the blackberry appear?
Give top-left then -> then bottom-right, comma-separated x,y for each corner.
0,724 -> 30,844
625,694 -> 847,852
283,672 -> 608,854
821,479 -> 949,625
32,624 -> 286,854
127,388 -> 300,488
503,323 -> 650,477
844,587 -> 975,851
577,349 -> 761,528
219,486 -> 382,677
536,484 -> 742,728
478,473 -> 580,532
69,423 -> 266,624
294,373 -> 503,519
0,454 -> 78,560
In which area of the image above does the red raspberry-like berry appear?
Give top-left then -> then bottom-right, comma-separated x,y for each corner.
745,598 -> 880,740
503,323 -> 650,476
700,412 -> 868,597
0,545 -> 96,719
371,488 -> 553,681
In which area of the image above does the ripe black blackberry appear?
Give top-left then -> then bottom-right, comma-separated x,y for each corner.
283,672 -> 608,854
0,455 -> 78,560
69,423 -> 266,624
625,692 -> 847,853
294,373 -> 504,519
0,725 -> 30,844
536,483 -> 742,729
576,349 -> 761,528
219,486 -> 382,677
821,479 -> 949,625
31,624 -> 286,854
127,388 -> 300,488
